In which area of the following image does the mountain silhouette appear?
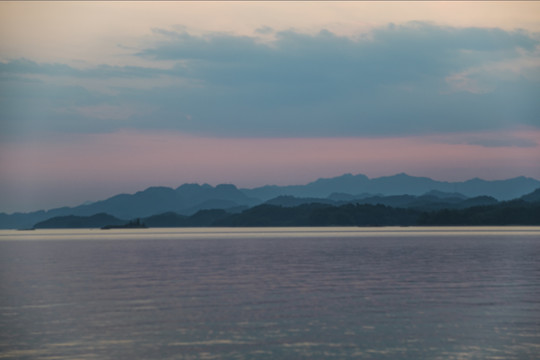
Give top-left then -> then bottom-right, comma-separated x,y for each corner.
33,213 -> 125,229
240,173 -> 540,201
21,187 -> 540,229
1,173 -> 539,229
520,188 -> 540,203
59,183 -> 257,219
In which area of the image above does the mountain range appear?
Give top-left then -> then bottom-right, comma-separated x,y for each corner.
33,190 -> 540,228
2,173 -> 539,229
241,173 -> 540,201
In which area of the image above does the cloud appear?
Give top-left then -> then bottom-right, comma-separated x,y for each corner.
255,26 -> 274,35
0,58 -> 174,79
1,22 -> 539,138
140,22 -> 537,82
67,105 -> 143,121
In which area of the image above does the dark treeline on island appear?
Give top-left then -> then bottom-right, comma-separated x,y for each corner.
32,213 -> 125,229
101,218 -> 148,230
32,193 -> 540,229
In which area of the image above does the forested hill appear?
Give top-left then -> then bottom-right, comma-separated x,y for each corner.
32,195 -> 540,229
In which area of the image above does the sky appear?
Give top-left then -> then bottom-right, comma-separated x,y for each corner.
1,1 -> 540,213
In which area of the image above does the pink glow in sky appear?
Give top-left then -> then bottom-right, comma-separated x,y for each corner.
2,129 -> 539,213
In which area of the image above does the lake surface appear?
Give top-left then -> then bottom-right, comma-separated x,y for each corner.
1,227 -> 539,359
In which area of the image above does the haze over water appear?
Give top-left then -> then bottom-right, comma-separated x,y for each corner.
1,227 -> 539,359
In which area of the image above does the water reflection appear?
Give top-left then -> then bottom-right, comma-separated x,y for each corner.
1,228 -> 539,359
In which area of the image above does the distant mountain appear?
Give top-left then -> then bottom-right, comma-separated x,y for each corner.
264,195 -> 338,207
423,190 -> 467,200
327,192 -> 375,202
520,188 -> 540,203
240,173 -> 540,201
241,173 -> 371,200
27,196 -> 540,229
262,193 -> 498,212
1,173 -> 539,229
455,177 -> 540,201
0,184 -> 258,229
68,183 -> 257,219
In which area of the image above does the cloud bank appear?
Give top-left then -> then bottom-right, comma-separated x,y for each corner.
2,22 -> 539,139
1,11 -> 540,213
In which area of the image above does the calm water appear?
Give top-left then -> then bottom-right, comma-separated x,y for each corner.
1,227 -> 539,359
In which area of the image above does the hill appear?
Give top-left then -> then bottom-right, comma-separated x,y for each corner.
1,174 -> 539,229
0,184 -> 257,229
33,213 -> 125,229
520,188 -> 540,203
241,173 -> 540,201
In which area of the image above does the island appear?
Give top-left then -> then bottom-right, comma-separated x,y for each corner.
101,218 -> 148,230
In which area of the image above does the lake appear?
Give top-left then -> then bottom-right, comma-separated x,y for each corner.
1,227 -> 539,359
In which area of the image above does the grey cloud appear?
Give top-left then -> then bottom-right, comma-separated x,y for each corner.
141,23 -> 537,79
0,58 -> 174,79
138,31 -> 271,64
255,26 -> 274,35
133,23 -> 539,135
371,22 -> 537,52
2,22 -> 539,138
